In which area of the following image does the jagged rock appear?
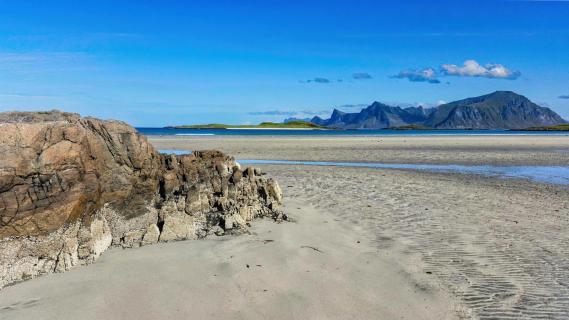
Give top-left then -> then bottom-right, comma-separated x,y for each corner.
0,110 -> 283,288
141,224 -> 160,246
121,230 -> 145,248
77,214 -> 113,262
158,209 -> 205,242
208,225 -> 225,236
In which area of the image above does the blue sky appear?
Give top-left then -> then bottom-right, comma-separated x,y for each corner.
0,0 -> 568,126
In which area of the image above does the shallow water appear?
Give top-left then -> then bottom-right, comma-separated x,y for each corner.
158,149 -> 193,155
239,159 -> 569,185
157,149 -> 569,185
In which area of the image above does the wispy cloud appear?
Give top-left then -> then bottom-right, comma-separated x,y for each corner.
0,52 -> 87,64
311,77 -> 331,83
301,73 -> 369,83
301,77 -> 331,83
510,1 -> 569,2
352,72 -> 373,80
337,103 -> 368,109
0,52 -> 94,74
391,68 -> 440,84
248,110 -> 297,116
0,92 -> 59,98
301,110 -> 331,115
248,109 -> 330,117
5,32 -> 144,50
341,30 -> 562,39
441,60 -> 521,79
379,100 -> 446,109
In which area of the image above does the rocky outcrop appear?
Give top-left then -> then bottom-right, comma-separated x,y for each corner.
0,111 -> 283,288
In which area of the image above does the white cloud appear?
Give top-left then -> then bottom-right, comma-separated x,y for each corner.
441,60 -> 521,79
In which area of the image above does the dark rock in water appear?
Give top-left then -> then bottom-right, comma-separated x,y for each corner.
0,110 -> 283,288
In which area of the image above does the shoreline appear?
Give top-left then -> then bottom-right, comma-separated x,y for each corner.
148,135 -> 569,166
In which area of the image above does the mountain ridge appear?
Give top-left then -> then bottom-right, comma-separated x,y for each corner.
309,91 -> 566,129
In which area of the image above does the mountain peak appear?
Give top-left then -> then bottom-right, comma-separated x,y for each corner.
486,90 -> 526,99
330,108 -> 345,118
369,101 -> 392,108
426,91 -> 564,129
309,91 -> 565,129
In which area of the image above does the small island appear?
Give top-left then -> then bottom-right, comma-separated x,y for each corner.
170,120 -> 327,130
515,124 -> 569,131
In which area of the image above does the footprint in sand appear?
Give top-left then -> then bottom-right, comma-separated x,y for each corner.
0,298 -> 41,313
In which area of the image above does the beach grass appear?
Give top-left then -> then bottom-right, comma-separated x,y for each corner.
516,124 -> 569,131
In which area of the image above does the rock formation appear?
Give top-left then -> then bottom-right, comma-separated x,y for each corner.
0,111 -> 283,288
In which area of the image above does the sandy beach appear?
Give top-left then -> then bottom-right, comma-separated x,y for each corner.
149,135 -> 569,166
2,135 -> 568,319
0,199 -> 458,319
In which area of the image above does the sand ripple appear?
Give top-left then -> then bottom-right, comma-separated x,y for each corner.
269,165 -> 569,319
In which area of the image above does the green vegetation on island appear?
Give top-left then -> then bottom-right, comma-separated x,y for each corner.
171,121 -> 326,129
386,124 -> 432,130
515,124 -> 569,131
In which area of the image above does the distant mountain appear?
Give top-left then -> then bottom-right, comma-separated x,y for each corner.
310,91 -> 566,129
284,117 -> 311,123
424,91 -> 565,129
311,102 -> 435,129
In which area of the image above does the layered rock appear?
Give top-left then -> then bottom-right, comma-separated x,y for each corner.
0,111 -> 283,288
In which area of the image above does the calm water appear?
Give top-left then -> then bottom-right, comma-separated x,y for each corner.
157,150 -> 569,185
240,160 -> 569,185
158,149 -> 193,155
140,127 -> 568,136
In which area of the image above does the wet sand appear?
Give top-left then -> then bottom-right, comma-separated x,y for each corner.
149,135 -> 569,166
150,135 -> 569,318
264,165 -> 569,319
2,135 -> 568,319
